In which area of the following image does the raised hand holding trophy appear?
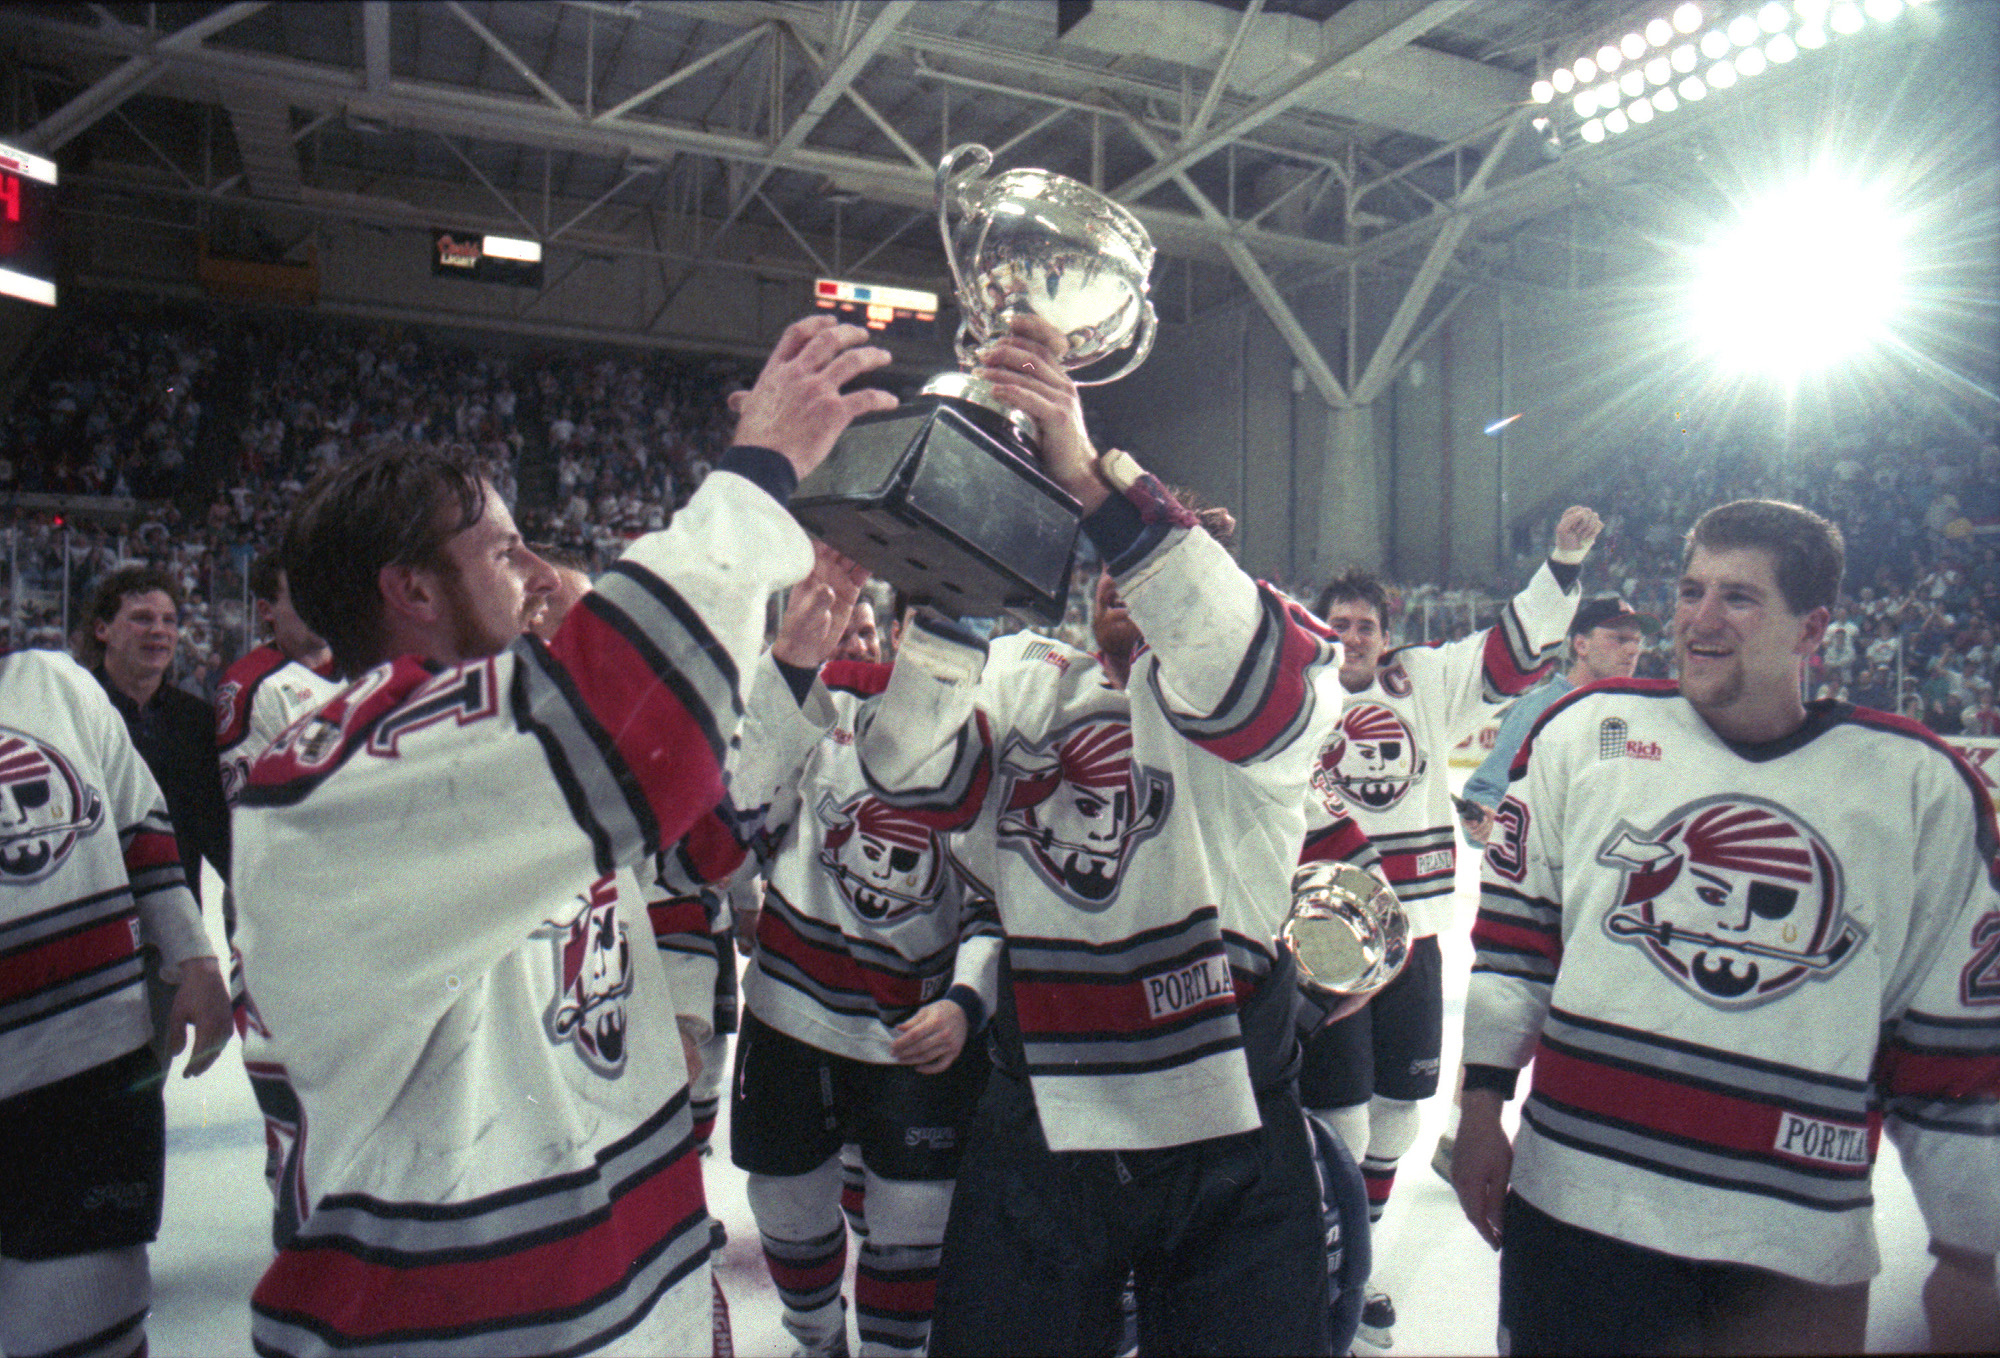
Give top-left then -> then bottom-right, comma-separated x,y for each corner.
789,144 -> 1157,623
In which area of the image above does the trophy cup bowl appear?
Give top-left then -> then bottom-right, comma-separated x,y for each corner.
789,144 -> 1158,624
1283,861 -> 1410,1004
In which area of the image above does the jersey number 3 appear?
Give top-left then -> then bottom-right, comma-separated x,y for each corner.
1485,798 -> 1530,882
1962,912 -> 2000,1007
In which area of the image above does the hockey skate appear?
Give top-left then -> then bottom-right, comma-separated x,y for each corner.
1355,1286 -> 1395,1351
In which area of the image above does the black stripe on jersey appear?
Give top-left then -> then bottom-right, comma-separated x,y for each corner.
0,959 -> 147,1037
511,649 -> 630,877
1520,1100 -> 1873,1214
576,572 -> 735,767
0,885 -> 133,948
1549,1007 -> 1874,1103
1886,1099 -> 2000,1136
1023,1033 -> 1245,1079
1146,589 -> 1308,752
1538,1030 -> 1868,1128
1893,1008 -> 2000,1053
856,712 -> 986,816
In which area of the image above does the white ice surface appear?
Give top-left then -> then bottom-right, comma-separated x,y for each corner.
151,769 -> 1934,1354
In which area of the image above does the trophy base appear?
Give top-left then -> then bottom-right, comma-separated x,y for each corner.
790,394 -> 1082,625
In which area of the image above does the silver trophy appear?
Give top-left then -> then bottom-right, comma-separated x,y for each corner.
790,144 -> 1158,623
1283,861 -> 1410,1004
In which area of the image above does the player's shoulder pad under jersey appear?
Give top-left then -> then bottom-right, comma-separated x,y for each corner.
1839,701 -> 2000,889
240,654 -> 500,805
215,644 -> 290,746
1506,676 -> 1676,780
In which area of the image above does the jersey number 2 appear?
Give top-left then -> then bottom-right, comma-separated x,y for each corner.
1962,912 -> 2000,1007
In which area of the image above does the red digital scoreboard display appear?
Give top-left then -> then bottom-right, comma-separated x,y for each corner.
814,277 -> 938,341
0,141 -> 57,307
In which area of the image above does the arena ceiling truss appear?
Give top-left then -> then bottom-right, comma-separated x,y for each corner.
0,0 -> 1931,400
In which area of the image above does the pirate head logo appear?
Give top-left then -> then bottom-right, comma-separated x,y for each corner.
0,727 -> 104,884
1599,797 -> 1862,1009
817,793 -> 948,924
542,875 -> 633,1076
996,718 -> 1171,910
1315,704 -> 1425,812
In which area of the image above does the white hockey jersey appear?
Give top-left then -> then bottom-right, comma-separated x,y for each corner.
233,466 -> 810,1357
860,521 -> 1342,1153
732,653 -> 1002,1063
1466,684 -> 2000,1286
0,649 -> 210,1099
1307,563 -> 1576,937
215,643 -> 342,807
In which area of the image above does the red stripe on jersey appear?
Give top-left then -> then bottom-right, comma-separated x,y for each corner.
251,1139 -> 704,1335
0,912 -> 140,1002
1469,915 -> 1562,968
756,908 -> 924,1012
549,606 -> 727,855
1374,847 -> 1454,888
1189,604 -> 1320,765
1300,816 -> 1373,867
216,645 -> 289,750
675,807 -> 749,888
1533,1040 -> 1876,1168
822,660 -> 891,698
123,830 -> 181,874
1012,957 -> 1238,1036
648,897 -> 710,941
1878,1044 -> 2000,1102
1480,622 -> 1547,698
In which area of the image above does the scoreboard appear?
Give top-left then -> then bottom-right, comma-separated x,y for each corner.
814,277 -> 938,341
0,140 -> 57,307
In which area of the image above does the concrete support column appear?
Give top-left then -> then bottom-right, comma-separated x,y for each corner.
1315,401 -> 1384,573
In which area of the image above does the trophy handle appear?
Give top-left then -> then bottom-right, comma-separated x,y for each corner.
1072,300 -> 1158,388
936,144 -> 993,323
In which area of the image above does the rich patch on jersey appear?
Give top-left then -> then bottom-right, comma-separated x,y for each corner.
1597,795 -> 1862,1009
1316,702 -> 1426,812
540,874 -> 634,1076
0,726 -> 104,884
816,791 -> 949,924
997,717 -> 1172,911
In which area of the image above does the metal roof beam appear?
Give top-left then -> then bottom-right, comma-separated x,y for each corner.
444,1 -> 577,119
362,1 -> 390,92
24,0 -> 268,151
1111,0 -> 1469,205
769,0 -> 914,161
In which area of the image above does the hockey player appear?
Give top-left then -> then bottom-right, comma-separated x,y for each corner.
726,549 -> 1000,1358
1301,513 -> 1596,1347
1456,499 -> 2000,1354
0,648 -> 232,1358
232,314 -> 895,1357
858,314 -> 1344,1357
215,552 -> 340,809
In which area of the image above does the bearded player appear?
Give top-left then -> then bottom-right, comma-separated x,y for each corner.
231,314 -> 895,1356
1305,509 -> 1596,1347
1456,499 -> 1999,1354
858,314 -> 1346,1356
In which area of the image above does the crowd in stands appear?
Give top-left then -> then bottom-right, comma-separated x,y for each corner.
4,296 -> 1998,737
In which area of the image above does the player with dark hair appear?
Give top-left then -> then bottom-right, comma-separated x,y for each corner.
0,648 -> 230,1358
858,314 -> 1345,1357
233,314 -> 896,1356
217,552 -> 338,807
1455,498 -> 2000,1354
1303,509 -> 1596,1348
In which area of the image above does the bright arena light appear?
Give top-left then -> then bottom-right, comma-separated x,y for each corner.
1797,23 -> 1829,47
1653,87 -> 1680,112
1598,44 -> 1623,72
1605,107 -> 1632,134
1646,56 -> 1673,83
1863,0 -> 1903,18
1629,98 -> 1656,124
1672,42 -> 1700,71
1553,67 -> 1577,92
1621,31 -> 1648,59
1759,2 -> 1792,31
1701,29 -> 1732,58
1576,90 -> 1599,116
1767,32 -> 1799,60
1685,177 -> 1907,379
1709,59 -> 1739,87
1581,118 -> 1607,143
1830,3 -> 1865,32
1680,74 -> 1709,98
1647,18 -> 1675,45
1533,79 -> 1555,102
1674,3 -> 1706,33
1575,54 -> 1600,81
1622,68 -> 1647,96
1795,0 -> 1830,18
1736,45 -> 1768,76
